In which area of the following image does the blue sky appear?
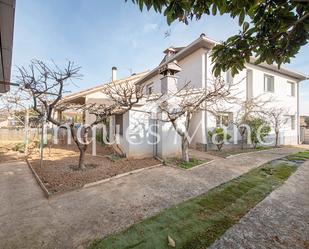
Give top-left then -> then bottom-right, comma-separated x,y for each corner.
12,0 -> 309,114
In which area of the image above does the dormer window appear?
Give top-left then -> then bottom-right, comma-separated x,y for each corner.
146,83 -> 153,95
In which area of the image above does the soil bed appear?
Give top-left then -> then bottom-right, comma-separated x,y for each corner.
0,144 -> 25,163
28,148 -> 159,194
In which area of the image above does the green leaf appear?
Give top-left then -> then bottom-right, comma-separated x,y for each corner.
239,10 -> 245,26
243,22 -> 249,32
212,4 -> 217,15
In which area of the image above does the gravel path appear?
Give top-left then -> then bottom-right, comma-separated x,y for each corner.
0,147 -> 304,249
210,160 -> 309,249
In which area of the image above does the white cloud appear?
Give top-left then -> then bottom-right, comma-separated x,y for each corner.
143,23 -> 158,32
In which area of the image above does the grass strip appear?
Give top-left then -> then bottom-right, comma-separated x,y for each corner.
89,152 -> 308,249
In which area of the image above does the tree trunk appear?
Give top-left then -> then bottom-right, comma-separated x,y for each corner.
275,131 -> 279,147
240,128 -> 245,150
181,137 -> 189,162
253,142 -> 257,149
78,146 -> 87,170
70,125 -> 89,170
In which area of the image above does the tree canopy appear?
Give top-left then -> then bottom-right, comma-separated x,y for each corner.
129,0 -> 309,76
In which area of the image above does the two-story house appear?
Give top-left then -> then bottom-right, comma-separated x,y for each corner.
111,34 -> 307,158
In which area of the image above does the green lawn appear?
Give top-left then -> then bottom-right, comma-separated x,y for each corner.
88,152 -> 309,249
165,157 -> 205,169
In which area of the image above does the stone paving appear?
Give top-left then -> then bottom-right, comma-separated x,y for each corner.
0,147 -> 304,249
210,159 -> 309,249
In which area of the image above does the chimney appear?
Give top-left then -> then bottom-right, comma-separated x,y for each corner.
112,66 -> 117,81
163,47 -> 176,58
159,60 -> 182,94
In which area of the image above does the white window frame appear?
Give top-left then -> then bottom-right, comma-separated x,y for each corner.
287,81 -> 295,97
264,74 -> 275,93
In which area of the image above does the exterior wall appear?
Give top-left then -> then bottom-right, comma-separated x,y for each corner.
143,48 -> 208,95
205,62 -> 300,147
139,47 -> 301,154
156,113 -> 182,158
120,108 -> 154,158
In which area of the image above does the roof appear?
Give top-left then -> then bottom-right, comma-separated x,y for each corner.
0,0 -> 15,93
61,71 -> 149,103
136,34 -> 307,85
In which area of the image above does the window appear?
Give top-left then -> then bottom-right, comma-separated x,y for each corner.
291,115 -> 295,130
216,112 -> 233,127
146,83 -> 153,95
287,81 -> 295,97
246,69 -> 253,99
264,74 -> 274,93
115,114 -> 123,135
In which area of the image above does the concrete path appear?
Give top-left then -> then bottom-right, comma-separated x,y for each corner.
210,160 -> 309,249
0,147 -> 304,249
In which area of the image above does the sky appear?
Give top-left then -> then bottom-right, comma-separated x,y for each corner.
11,0 -> 309,115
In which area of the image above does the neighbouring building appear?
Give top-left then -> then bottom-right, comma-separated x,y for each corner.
0,0 -> 15,93
300,116 -> 308,128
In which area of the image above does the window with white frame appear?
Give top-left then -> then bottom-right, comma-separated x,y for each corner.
246,69 -> 253,99
264,74 -> 274,93
216,112 -> 233,127
146,83 -> 153,95
287,81 -> 295,97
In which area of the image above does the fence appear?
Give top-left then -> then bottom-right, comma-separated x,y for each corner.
0,128 -> 40,144
301,128 -> 309,144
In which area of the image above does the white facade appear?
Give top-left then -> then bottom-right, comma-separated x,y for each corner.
59,36 -> 306,159
118,35 -> 306,158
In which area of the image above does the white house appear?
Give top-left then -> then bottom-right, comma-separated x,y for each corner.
60,34 -> 307,159
111,34 -> 307,158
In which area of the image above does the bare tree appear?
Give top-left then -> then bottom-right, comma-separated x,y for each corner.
158,77 -> 237,162
18,60 -> 144,170
233,96 -> 271,149
261,107 -> 288,147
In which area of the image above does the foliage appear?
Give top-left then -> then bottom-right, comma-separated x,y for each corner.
88,157 -> 301,249
247,117 -> 271,149
96,130 -> 105,145
166,157 -> 204,169
129,0 -> 309,76
12,143 -> 25,153
208,127 -> 231,151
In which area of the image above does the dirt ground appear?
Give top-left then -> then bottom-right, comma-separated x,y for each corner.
0,144 -> 24,162
28,148 -> 159,194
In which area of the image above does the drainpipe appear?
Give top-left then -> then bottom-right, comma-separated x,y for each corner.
203,51 -> 208,151
297,81 -> 300,144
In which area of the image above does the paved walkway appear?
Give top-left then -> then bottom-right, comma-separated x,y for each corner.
0,147 -> 304,249
210,160 -> 309,249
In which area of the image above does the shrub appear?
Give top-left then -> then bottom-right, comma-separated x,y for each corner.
208,127 -> 231,151
12,143 -> 25,153
247,117 -> 271,149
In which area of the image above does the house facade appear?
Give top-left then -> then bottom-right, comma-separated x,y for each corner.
114,35 -> 307,158
60,35 -> 307,159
